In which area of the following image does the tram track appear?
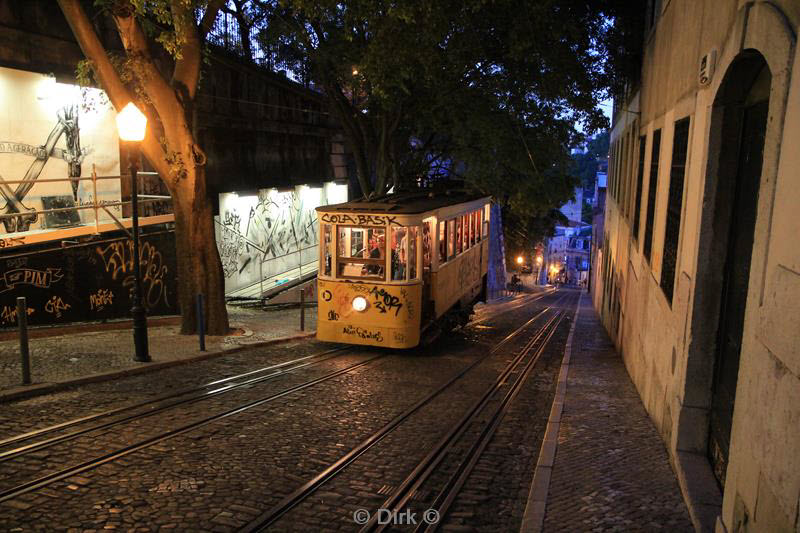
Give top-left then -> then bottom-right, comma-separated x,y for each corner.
0,346 -> 351,460
368,292 -> 577,532
0,285 -> 553,461
0,349 -> 386,504
241,289 -> 572,531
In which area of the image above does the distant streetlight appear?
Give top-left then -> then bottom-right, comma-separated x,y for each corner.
116,102 -> 150,363
536,256 -> 543,265
516,256 -> 524,265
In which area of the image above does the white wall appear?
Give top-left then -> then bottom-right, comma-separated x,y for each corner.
0,66 -> 121,237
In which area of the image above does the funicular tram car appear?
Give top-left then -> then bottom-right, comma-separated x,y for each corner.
316,191 -> 491,348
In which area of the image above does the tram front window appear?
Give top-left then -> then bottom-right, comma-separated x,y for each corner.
337,226 -> 386,279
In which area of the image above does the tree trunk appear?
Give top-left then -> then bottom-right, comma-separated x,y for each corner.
172,168 -> 229,335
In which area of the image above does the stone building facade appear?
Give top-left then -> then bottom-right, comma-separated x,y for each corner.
597,1 -> 799,531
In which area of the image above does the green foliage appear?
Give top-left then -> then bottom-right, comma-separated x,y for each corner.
255,0 -> 618,240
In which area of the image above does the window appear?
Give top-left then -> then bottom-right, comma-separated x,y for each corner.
408,226 -> 418,279
456,218 -> 463,255
337,226 -> 385,279
462,214 -> 469,251
483,204 -> 490,236
422,221 -> 432,272
643,129 -> 661,262
447,219 -> 456,259
469,212 -> 476,246
632,135 -> 647,244
322,224 -> 332,276
660,118 -> 690,304
439,221 -> 447,263
391,226 -> 408,280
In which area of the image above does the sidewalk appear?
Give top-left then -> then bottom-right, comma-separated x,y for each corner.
0,303 -> 317,399
522,293 -> 694,532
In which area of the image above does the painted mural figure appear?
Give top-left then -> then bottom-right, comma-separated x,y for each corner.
0,105 -> 87,233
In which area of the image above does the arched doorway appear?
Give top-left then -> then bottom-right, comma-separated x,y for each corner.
701,51 -> 771,488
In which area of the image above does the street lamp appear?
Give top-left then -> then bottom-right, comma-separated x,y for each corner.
116,102 -> 150,363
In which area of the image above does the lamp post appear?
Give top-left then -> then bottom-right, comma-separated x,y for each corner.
116,102 -> 150,363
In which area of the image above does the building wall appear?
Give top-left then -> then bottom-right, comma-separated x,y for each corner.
215,183 -> 347,297
600,2 -> 799,531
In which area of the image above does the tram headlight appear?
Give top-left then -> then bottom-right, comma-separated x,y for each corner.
352,296 -> 368,312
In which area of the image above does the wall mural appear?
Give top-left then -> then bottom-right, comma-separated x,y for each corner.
215,183 -> 347,296
0,232 -> 178,328
0,66 -> 122,239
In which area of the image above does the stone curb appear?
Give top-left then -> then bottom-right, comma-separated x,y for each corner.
0,331 -> 316,404
519,291 -> 582,533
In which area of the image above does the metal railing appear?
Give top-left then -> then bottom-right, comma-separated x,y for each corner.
0,165 -> 173,249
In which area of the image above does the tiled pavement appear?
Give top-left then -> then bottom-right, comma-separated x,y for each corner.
532,295 -> 694,532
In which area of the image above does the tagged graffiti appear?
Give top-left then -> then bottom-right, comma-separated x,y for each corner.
320,213 -> 398,226
216,189 -> 322,284
458,252 -> 480,288
342,325 -> 383,343
352,285 -> 404,316
0,267 -> 63,293
327,310 -> 339,321
95,240 -> 169,307
89,288 -> 114,311
44,295 -> 70,318
0,305 -> 34,325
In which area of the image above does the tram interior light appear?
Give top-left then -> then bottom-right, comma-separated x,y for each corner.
352,296 -> 368,312
516,256 -> 524,265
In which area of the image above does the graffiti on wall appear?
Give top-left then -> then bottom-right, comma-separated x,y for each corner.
0,105 -> 88,233
215,184 -> 347,295
0,231 -> 178,328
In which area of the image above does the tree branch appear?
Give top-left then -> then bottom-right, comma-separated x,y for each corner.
172,0 -> 224,99
56,0 -> 170,181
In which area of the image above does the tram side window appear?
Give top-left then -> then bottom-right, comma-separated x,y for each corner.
483,204 -> 490,237
469,212 -> 475,246
438,221 -> 447,264
447,219 -> 456,260
462,215 -> 469,251
322,224 -> 332,276
456,218 -> 463,255
391,226 -> 407,280
422,222 -> 431,272
409,226 -> 418,279
474,211 -> 480,242
337,226 -> 385,279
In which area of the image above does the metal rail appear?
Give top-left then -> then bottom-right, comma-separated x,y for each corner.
363,294 -> 573,532
0,346 -> 347,450
242,290 -> 567,531
0,350 -> 385,504
0,347 -> 351,462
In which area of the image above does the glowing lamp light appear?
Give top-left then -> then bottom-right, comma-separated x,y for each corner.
536,256 -> 543,264
352,296 -> 368,312
116,102 -> 147,141
516,256 -> 524,265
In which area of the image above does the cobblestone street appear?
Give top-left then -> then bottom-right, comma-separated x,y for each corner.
0,289 -> 693,532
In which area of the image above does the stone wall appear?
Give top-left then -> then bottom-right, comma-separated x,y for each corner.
600,2 -> 800,531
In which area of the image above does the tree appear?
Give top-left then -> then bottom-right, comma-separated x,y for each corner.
58,0 -> 230,334
257,0 -> 613,207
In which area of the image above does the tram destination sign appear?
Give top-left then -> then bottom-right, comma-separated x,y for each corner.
320,213 -> 401,226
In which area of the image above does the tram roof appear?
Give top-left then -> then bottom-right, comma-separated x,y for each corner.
317,190 -> 490,215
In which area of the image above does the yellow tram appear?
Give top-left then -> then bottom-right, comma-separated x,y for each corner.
316,191 -> 491,348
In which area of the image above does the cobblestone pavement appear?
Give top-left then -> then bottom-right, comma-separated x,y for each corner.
0,289 -> 567,531
542,296 -> 693,532
0,304 -> 317,391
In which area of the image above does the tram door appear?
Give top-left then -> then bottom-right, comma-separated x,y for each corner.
708,92 -> 768,488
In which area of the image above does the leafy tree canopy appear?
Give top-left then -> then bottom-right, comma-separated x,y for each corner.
254,0 -> 632,247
